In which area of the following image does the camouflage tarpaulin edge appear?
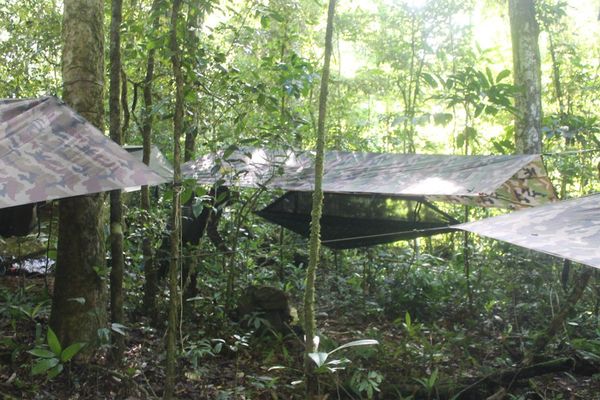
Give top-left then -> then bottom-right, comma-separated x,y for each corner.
457,193 -> 600,269
0,96 -> 170,208
182,147 -> 557,209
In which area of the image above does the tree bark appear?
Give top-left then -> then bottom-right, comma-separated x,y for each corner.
182,8 -> 199,302
509,0 -> 591,367
509,0 -> 543,154
49,0 -> 107,354
141,0 -> 162,328
303,0 -> 336,397
164,0 -> 183,398
109,0 -> 125,365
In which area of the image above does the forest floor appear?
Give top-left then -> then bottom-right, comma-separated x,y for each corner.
1,273 -> 600,399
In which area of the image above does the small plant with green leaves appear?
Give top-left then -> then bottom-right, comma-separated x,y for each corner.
28,327 -> 86,379
414,368 -> 439,400
308,338 -> 379,373
302,338 -> 380,397
0,286 -> 49,322
241,311 -> 272,333
12,299 -> 50,323
186,337 -> 225,369
397,311 -> 422,338
349,368 -> 383,399
570,329 -> 600,364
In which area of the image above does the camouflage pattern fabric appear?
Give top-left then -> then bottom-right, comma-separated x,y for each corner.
124,145 -> 173,192
124,144 -> 173,180
0,96 -> 169,209
458,194 -> 600,269
182,147 -> 557,209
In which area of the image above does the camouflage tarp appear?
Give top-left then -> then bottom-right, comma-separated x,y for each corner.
124,145 -> 173,192
183,147 -> 557,209
0,96 -> 169,209
124,145 -> 173,180
458,194 -> 600,269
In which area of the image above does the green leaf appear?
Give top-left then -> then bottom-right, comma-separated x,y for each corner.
485,106 -> 498,116
191,199 -> 204,217
260,15 -> 270,29
496,69 -> 511,82
111,323 -> 128,336
146,39 -> 160,50
576,349 -> 600,363
60,342 -> 86,362
223,144 -> 239,159
68,297 -> 86,305
476,70 -> 489,89
430,368 -> 439,385
269,10 -> 284,22
328,339 -> 379,356
492,141 -> 506,154
213,341 -> 223,354
47,249 -> 57,260
47,363 -> 64,379
31,357 -> 59,375
180,188 -> 193,204
485,67 -> 494,85
97,328 -> 110,344
421,72 -> 437,88
325,357 -> 349,366
433,113 -> 453,126
308,352 -> 328,367
28,348 -> 56,359
47,328 -> 61,355
456,133 -> 465,149
474,103 -> 485,118
465,126 -> 478,139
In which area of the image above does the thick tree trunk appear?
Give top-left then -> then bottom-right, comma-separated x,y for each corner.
141,0 -> 162,327
50,0 -> 106,353
509,0 -> 542,154
164,0 -> 184,398
509,0 -> 591,367
303,0 -> 336,397
109,0 -> 125,364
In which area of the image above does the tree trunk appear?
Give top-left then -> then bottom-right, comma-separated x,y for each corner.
303,0 -> 336,397
108,0 -> 125,365
547,32 -> 565,116
49,0 -> 107,354
509,1 -> 591,365
164,0 -> 184,398
509,0 -> 542,154
184,124 -> 197,163
182,9 -> 199,304
141,0 -> 162,328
